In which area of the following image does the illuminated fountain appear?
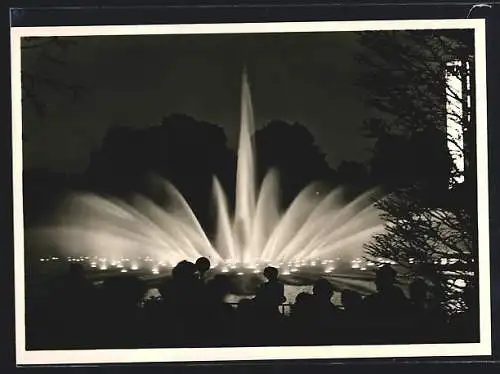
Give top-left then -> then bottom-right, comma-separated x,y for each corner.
28,70 -> 385,274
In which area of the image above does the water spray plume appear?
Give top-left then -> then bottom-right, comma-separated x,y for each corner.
28,69 -> 385,268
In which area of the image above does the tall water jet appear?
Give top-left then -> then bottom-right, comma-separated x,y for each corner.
234,68 -> 257,263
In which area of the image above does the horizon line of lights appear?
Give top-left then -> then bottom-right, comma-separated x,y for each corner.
37,255 -> 464,276
36,255 -> 470,291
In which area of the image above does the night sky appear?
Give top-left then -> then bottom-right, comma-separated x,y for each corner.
21,31 -> 375,173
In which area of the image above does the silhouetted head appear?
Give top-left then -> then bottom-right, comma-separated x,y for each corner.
292,292 -> 313,315
313,278 -> 334,300
172,260 -> 197,283
195,257 -> 211,275
375,264 -> 397,292
341,289 -> 363,311
409,278 -> 427,303
263,266 -> 279,281
295,292 -> 313,306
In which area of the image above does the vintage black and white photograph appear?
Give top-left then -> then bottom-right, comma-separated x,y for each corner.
11,20 -> 490,364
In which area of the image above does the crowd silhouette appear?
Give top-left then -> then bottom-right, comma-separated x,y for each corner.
25,257 -> 479,350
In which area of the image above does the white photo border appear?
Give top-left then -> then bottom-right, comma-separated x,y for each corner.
11,18 -> 491,365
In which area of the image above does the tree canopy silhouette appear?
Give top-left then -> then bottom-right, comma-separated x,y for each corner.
357,30 -> 478,315
359,29 -> 475,192
335,160 -> 371,198
86,114 -> 236,233
85,116 -> 341,231
21,37 -> 88,119
253,120 -> 335,207
370,127 -> 454,198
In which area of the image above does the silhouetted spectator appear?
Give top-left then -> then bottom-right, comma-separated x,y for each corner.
252,266 -> 286,343
363,265 -> 410,342
42,262 -> 99,347
172,260 -> 198,284
289,292 -> 315,344
310,278 -> 340,338
255,266 -> 286,313
365,265 -> 409,313
341,289 -> 364,315
170,260 -> 201,301
406,277 -> 447,342
312,279 -> 338,307
337,289 -> 367,343
27,254 -> 476,349
193,257 -> 212,310
198,274 -> 235,344
162,260 -> 205,343
291,292 -> 314,319
235,298 -> 258,344
195,257 -> 211,280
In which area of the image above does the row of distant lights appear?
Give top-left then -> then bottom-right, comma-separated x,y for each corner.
350,257 -> 398,272
218,258 -> 339,276
39,255 -> 169,275
217,257 -> 394,276
91,256 -> 170,274
39,255 -> 459,276
220,261 -> 259,276
39,256 -> 391,275
39,256 -> 60,262
218,257 -> 459,274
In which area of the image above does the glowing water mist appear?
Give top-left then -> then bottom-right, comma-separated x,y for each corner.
29,69 -> 385,271
234,68 -> 257,261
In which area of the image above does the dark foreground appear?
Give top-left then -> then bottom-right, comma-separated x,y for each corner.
25,261 -> 479,350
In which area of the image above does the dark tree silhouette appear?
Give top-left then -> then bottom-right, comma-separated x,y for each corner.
253,120 -> 336,207
335,160 -> 370,198
370,127 -> 454,196
357,30 -> 478,314
86,117 -> 339,232
86,114 -> 236,234
364,186 -> 478,314
21,37 -> 88,118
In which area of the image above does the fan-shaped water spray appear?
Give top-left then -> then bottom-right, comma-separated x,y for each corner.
28,70 -> 385,272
